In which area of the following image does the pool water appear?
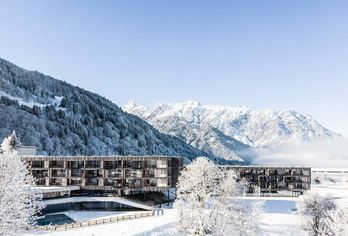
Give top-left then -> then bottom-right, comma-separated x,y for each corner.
37,214 -> 75,226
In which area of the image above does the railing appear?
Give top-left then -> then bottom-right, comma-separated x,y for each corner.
36,211 -> 155,232
51,173 -> 66,178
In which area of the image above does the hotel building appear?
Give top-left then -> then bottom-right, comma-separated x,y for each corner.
21,155 -> 181,197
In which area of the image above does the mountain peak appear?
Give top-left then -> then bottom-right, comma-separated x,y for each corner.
124,101 -> 340,162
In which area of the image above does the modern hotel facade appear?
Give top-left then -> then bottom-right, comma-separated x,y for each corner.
225,166 -> 311,196
19,145 -> 310,198
21,155 -> 181,197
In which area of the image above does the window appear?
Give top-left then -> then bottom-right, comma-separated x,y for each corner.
85,161 -> 100,168
32,169 -> 48,178
107,169 -> 122,178
85,178 -> 99,186
104,178 -> 123,187
70,179 -> 82,185
71,169 -> 84,177
127,179 -> 141,188
104,161 -> 122,169
49,161 -> 64,168
125,169 -> 142,178
31,161 -> 44,168
51,169 -> 66,177
85,170 -> 99,178
68,161 -> 84,169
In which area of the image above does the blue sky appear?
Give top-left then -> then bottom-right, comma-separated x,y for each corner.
0,0 -> 348,135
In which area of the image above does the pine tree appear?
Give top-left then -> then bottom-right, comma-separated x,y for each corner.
0,130 -> 21,153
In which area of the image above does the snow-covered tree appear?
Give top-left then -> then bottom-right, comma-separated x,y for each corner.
297,189 -> 337,236
210,170 -> 263,236
327,205 -> 348,236
0,133 -> 44,235
0,130 -> 21,153
174,157 -> 264,235
174,157 -> 222,235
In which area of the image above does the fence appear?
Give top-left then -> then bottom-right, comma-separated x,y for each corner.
37,211 -> 155,232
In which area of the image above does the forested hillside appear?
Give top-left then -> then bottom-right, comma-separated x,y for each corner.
0,58 -> 206,160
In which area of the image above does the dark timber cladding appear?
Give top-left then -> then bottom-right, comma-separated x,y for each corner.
224,166 -> 311,196
21,156 -> 182,195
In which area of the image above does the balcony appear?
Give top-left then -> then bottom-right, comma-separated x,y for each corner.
144,161 -> 157,168
31,161 -> 45,168
123,160 -> 143,169
125,169 -> 142,178
104,178 -> 123,187
155,169 -> 167,178
51,170 -> 66,178
70,179 -> 82,185
107,169 -> 122,178
85,170 -> 100,178
85,178 -> 99,186
143,169 -> 155,178
85,161 -> 100,168
49,161 -> 64,168
157,161 -> 167,168
104,161 -> 122,169
157,182 -> 168,187
144,179 -> 157,187
32,170 -> 48,178
71,169 -> 84,177
35,178 -> 46,186
126,179 -> 141,188
68,161 -> 84,169
49,178 -> 63,186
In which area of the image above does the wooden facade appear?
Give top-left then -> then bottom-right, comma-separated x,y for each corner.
21,156 -> 182,196
225,166 -> 311,196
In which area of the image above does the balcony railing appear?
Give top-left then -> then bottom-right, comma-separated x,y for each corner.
35,178 -> 46,186
31,161 -> 45,168
107,170 -> 123,178
49,161 -> 64,168
51,172 -> 66,178
85,178 -> 99,186
85,161 -> 101,168
71,170 -> 84,177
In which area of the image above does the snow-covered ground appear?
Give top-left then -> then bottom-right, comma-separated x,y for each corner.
22,199 -> 303,236
22,171 -> 348,236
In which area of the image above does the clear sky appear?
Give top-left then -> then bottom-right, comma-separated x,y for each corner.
0,0 -> 348,136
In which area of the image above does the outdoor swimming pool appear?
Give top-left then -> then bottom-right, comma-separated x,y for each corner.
38,201 -> 145,225
37,214 -> 75,226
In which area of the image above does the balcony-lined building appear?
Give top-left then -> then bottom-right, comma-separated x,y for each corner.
21,155 -> 181,197
224,166 -> 311,196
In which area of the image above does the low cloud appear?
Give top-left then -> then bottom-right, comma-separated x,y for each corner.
253,138 -> 348,168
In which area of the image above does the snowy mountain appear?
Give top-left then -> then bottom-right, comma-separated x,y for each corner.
123,101 -> 340,162
0,58 -> 207,160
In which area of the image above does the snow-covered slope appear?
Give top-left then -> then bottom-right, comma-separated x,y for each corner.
0,58 -> 207,160
123,101 -> 340,162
